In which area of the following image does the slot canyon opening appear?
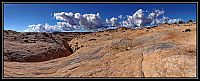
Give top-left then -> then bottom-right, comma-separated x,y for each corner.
68,46 -> 74,54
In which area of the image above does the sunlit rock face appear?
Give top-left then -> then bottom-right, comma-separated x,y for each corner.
4,23 -> 196,77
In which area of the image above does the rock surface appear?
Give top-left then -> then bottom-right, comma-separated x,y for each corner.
3,31 -> 91,62
3,24 -> 196,78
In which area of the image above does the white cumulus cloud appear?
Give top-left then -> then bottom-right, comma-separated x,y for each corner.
118,15 -> 123,19
106,17 -> 119,26
25,9 -> 183,32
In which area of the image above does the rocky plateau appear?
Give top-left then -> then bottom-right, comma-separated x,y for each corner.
3,23 -> 197,78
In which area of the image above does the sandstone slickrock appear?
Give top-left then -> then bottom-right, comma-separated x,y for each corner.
4,31 -> 91,62
4,24 -> 196,78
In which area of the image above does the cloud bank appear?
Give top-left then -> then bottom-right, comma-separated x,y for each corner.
25,9 -> 183,32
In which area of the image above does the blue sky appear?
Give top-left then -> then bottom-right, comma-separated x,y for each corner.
4,3 -> 197,32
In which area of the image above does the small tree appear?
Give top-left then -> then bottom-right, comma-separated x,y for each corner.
188,19 -> 193,22
164,22 -> 168,24
178,21 -> 184,24
134,24 -> 139,27
188,19 -> 193,26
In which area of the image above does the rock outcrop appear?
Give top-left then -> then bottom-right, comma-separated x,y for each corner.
3,31 -> 91,62
3,24 -> 196,78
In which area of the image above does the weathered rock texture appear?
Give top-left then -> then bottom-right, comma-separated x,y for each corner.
3,31 -> 91,62
3,24 -> 196,78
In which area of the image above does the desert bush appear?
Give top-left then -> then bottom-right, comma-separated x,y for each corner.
188,19 -> 193,22
178,21 -> 184,24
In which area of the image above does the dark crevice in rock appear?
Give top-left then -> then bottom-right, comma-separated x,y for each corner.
68,66 -> 80,70
141,52 -> 145,77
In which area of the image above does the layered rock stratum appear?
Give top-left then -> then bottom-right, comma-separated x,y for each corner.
3,31 -> 91,62
3,23 -> 196,78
